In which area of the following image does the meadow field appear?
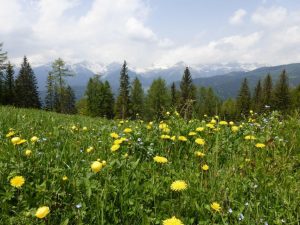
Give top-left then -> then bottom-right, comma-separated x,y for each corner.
0,106 -> 299,225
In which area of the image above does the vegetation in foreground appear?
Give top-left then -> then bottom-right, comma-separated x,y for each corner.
0,106 -> 299,224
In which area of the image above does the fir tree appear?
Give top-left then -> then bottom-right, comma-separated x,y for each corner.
115,61 -> 131,119
262,73 -> 273,109
130,77 -> 144,119
273,70 -> 291,111
252,80 -> 263,113
3,62 -> 15,105
179,67 -> 196,119
145,78 -> 170,120
236,78 -> 251,116
45,72 -> 56,111
15,56 -> 41,108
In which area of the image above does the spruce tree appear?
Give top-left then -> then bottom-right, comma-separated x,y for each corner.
115,61 -> 131,119
262,73 -> 273,109
15,56 -> 41,108
130,77 -> 144,119
252,80 -> 263,113
102,81 -> 115,119
179,67 -> 196,119
273,70 -> 291,111
86,75 -> 103,117
45,72 -> 56,111
236,78 -> 251,116
3,62 -> 15,105
63,86 -> 77,114
145,78 -> 170,120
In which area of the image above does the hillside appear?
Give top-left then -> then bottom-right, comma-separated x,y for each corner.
191,63 -> 300,99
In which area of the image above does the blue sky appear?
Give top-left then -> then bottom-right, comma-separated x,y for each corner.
1,0 -> 300,69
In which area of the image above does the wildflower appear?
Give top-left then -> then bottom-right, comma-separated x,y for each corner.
162,128 -> 170,133
196,127 -> 204,132
102,160 -> 107,166
71,125 -> 77,130
25,149 -> 32,156
170,136 -> 176,141
195,138 -> 205,145
244,135 -> 256,140
219,121 -> 228,125
153,156 -> 168,164
195,151 -> 205,157
163,216 -> 184,225
188,131 -> 197,136
210,119 -> 217,124
228,208 -> 233,214
91,161 -> 103,173
110,132 -> 119,139
86,146 -> 94,153
170,180 -> 188,191
206,123 -> 214,129
62,176 -> 68,181
166,111 -> 170,115
159,123 -> 168,129
255,143 -> 266,148
178,136 -> 187,142
16,139 -> 27,145
82,126 -> 88,131
11,137 -> 21,145
30,136 -> 39,143
6,131 -> 15,137
231,126 -> 239,132
123,128 -> 132,133
202,164 -> 209,171
211,202 -> 221,212
111,144 -> 120,152
124,153 -> 129,158
10,176 -> 25,188
238,213 -> 244,221
229,121 -> 234,126
76,203 -> 82,208
35,206 -> 50,219
114,139 -> 123,145
161,135 -> 171,140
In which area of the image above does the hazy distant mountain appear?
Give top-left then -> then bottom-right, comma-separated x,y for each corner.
190,63 -> 300,99
29,61 -> 261,101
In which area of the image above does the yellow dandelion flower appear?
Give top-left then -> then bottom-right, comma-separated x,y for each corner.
110,132 -> 119,139
163,216 -> 184,225
231,126 -> 239,132
153,156 -> 168,164
6,131 -> 15,138
35,206 -> 50,219
229,121 -> 234,126
188,131 -> 197,136
170,136 -> 176,141
91,161 -> 103,173
202,164 -> 209,171
178,136 -> 187,142
11,137 -> 21,145
159,123 -> 168,129
195,138 -> 205,145
111,144 -> 120,152
170,180 -> 188,191
30,136 -> 39,143
123,128 -> 132,133
62,176 -> 68,181
245,135 -> 256,140
195,151 -> 205,157
102,160 -> 107,166
196,127 -> 204,132
25,149 -> 32,156
219,121 -> 228,125
86,146 -> 94,153
17,139 -> 27,145
10,176 -> 25,188
161,135 -> 171,140
210,119 -> 217,124
211,202 -> 221,212
255,143 -> 266,148
82,126 -> 88,131
206,123 -> 215,129
162,128 -> 171,133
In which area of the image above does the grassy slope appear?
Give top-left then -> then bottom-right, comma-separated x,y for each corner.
0,106 -> 299,225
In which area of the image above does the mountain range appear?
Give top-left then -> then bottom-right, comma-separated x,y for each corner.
19,61 -> 300,101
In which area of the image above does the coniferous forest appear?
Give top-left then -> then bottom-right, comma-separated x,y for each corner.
1,43 -> 299,121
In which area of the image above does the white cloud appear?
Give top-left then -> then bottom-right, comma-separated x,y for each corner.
251,6 -> 287,27
229,9 -> 247,25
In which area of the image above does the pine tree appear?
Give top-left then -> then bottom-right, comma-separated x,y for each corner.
130,77 -> 144,119
252,80 -> 263,113
145,78 -> 170,120
273,70 -> 291,111
15,56 -> 41,108
236,78 -> 251,116
45,72 -> 55,111
262,73 -> 273,109
3,62 -> 15,105
50,58 -> 73,113
179,67 -> 196,119
115,61 -> 131,119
